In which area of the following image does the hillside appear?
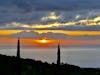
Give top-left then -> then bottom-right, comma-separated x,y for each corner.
0,54 -> 100,75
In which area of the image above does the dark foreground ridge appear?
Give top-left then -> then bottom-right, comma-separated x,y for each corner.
0,54 -> 100,75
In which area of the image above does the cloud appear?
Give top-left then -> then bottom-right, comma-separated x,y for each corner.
75,15 -> 81,19
8,31 -> 41,38
41,12 -> 61,21
3,31 -> 100,40
0,0 -> 100,11
0,0 -> 100,30
1,16 -> 100,31
8,31 -> 68,39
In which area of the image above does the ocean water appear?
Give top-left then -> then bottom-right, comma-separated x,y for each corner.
0,47 -> 100,68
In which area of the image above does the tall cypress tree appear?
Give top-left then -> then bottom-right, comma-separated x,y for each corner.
57,44 -> 60,66
17,38 -> 20,59
16,38 -> 21,75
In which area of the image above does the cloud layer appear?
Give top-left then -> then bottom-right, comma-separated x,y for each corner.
0,0 -> 100,10
7,31 -> 68,39
0,0 -> 100,30
1,15 -> 100,31
2,31 -> 99,40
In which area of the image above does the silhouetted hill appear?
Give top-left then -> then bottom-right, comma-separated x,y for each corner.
0,54 -> 100,75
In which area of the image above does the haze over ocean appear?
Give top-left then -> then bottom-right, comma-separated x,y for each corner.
0,47 -> 100,68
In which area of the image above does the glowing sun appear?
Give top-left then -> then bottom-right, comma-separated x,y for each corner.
41,39 -> 48,43
35,38 -> 50,44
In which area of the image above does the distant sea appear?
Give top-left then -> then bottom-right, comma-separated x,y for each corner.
0,47 -> 100,68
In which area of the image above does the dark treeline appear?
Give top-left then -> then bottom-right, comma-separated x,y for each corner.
0,54 -> 100,75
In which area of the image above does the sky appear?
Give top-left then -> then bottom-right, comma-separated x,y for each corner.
0,0 -> 100,47
0,0 -> 100,30
1,0 -> 100,67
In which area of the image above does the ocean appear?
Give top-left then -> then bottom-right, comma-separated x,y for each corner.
0,47 -> 100,68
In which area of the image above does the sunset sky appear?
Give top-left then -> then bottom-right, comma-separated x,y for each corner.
0,0 -> 100,47
0,0 -> 100,67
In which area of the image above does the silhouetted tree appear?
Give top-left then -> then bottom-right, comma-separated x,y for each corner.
57,44 -> 60,66
15,38 -> 21,75
17,38 -> 20,59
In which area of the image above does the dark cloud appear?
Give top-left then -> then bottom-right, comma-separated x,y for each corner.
8,31 -> 68,39
0,0 -> 100,30
1,31 -> 99,40
8,31 -> 41,38
0,0 -> 100,11
1,24 -> 100,31
40,25 -> 100,31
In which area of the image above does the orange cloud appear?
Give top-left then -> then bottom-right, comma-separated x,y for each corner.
0,30 -> 23,35
1,30 -> 100,37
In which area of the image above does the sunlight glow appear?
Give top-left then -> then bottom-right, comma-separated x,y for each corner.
9,16 -> 100,29
41,39 -> 48,43
41,12 -> 60,21
35,38 -> 51,44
